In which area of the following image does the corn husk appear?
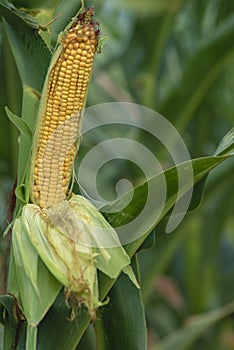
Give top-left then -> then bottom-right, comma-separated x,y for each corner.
20,194 -> 137,315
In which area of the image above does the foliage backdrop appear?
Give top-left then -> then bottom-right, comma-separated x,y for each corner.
0,0 -> 234,349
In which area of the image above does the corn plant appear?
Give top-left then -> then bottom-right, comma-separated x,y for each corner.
0,0 -> 234,349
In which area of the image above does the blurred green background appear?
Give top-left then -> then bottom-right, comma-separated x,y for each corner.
0,0 -> 234,349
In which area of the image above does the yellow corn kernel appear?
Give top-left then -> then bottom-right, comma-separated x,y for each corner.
31,7 -> 99,208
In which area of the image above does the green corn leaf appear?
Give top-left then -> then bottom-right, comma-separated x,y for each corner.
215,126 -> 234,156
104,156 -> 230,258
10,0 -> 61,9
37,147 -> 233,349
0,2 -> 52,92
95,257 -> 146,350
104,126 -> 234,256
138,229 -> 156,251
96,0 -> 184,15
37,290 -> 90,350
153,301 -> 234,350
0,1 -> 52,212
2,3 -> 233,348
6,0 -> 61,26
160,14 -> 234,131
0,295 -> 20,350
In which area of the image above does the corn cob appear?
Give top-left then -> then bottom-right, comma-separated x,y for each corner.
31,7 -> 99,208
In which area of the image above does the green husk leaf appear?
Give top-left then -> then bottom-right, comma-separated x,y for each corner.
15,86 -> 41,212
22,202 -> 100,314
11,216 -> 61,326
12,217 -> 40,296
68,195 -> 132,279
5,107 -> 32,137
21,194 -> 135,316
15,184 -> 27,205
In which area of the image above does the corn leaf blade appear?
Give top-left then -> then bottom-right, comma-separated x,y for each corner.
0,295 -> 19,350
37,147 -> 233,349
215,127 -> 234,156
153,302 -> 234,350
0,2 -> 51,92
95,257 -> 146,350
11,0 -> 61,10
159,14 -> 234,131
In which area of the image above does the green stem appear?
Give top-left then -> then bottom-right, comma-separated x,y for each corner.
26,324 -> 37,350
